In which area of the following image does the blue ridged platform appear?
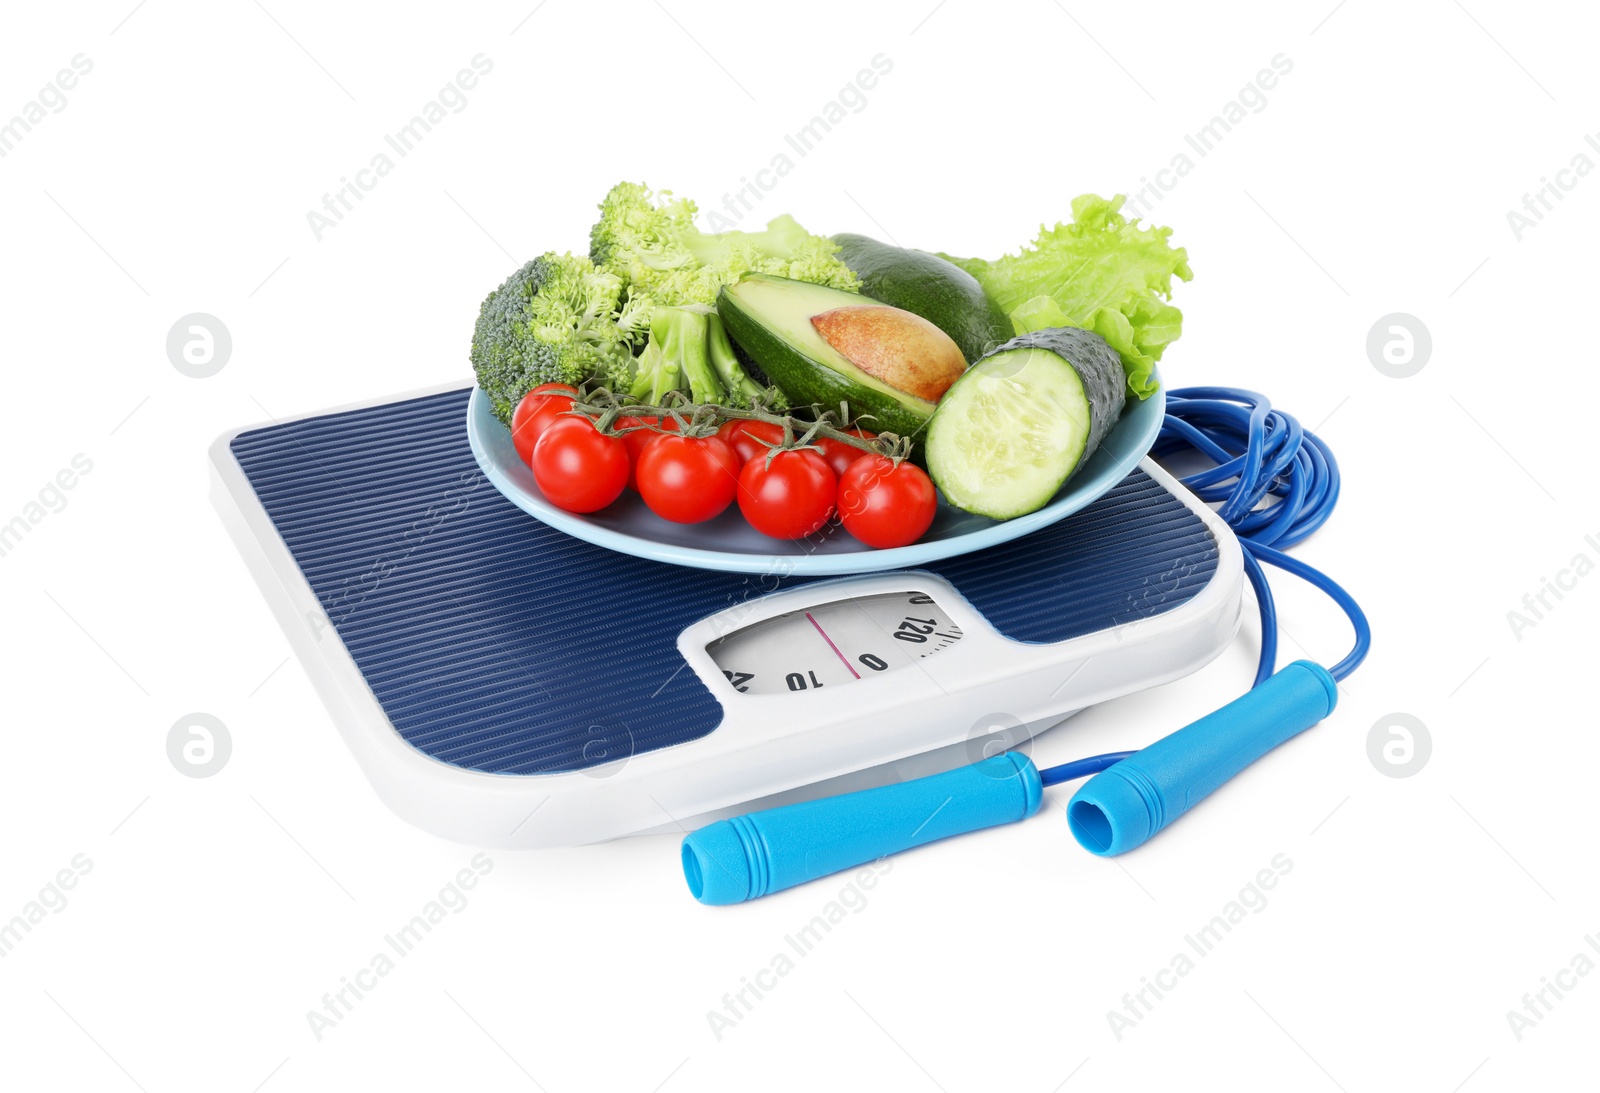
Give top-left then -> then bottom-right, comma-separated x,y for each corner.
230,389 -> 1218,775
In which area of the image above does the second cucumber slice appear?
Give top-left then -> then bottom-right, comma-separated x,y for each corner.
926,327 -> 1126,519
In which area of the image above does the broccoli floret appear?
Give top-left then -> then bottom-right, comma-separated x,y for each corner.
589,182 -> 861,309
678,212 -> 809,266
588,183 -> 859,407
470,252 -> 635,423
589,181 -> 699,275
472,186 -> 859,422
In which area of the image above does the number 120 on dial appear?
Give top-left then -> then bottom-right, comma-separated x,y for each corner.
705,591 -> 964,695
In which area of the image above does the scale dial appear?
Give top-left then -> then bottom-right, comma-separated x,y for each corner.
705,590 -> 964,695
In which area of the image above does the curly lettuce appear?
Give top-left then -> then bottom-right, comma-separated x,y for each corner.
941,194 -> 1192,399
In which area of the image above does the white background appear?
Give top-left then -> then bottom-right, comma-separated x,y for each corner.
2,1 -> 1596,1089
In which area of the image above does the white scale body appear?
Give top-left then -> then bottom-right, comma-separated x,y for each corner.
212,387 -> 1244,848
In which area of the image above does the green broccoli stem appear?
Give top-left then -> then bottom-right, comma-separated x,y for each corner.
629,322 -> 666,401
705,314 -> 766,406
671,308 -> 726,404
651,358 -> 682,402
629,306 -> 725,405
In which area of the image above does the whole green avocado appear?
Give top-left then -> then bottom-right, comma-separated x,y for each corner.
830,233 -> 1015,365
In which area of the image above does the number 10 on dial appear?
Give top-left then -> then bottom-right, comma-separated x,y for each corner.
705,591 -> 964,695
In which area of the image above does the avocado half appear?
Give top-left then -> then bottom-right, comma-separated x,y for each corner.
716,274 -> 941,440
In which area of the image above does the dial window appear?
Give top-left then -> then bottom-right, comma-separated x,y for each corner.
705,590 -> 963,695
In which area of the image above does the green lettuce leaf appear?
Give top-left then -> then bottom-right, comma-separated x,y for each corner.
941,194 -> 1192,399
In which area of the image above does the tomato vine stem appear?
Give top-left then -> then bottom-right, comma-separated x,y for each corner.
564,386 -> 912,464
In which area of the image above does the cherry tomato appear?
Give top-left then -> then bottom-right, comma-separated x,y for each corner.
813,428 -> 877,479
510,383 -> 578,466
635,435 -> 741,524
618,415 -> 683,491
837,456 -> 938,549
716,420 -> 786,465
737,449 -> 836,539
530,415 -> 628,513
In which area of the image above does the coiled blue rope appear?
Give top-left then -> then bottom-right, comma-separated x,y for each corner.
1155,386 -> 1369,685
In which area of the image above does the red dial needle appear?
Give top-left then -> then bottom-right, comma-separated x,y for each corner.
805,611 -> 861,679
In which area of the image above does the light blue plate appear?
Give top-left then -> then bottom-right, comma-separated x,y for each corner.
466,377 -> 1164,575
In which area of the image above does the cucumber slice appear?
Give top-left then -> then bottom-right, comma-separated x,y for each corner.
926,327 -> 1126,519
